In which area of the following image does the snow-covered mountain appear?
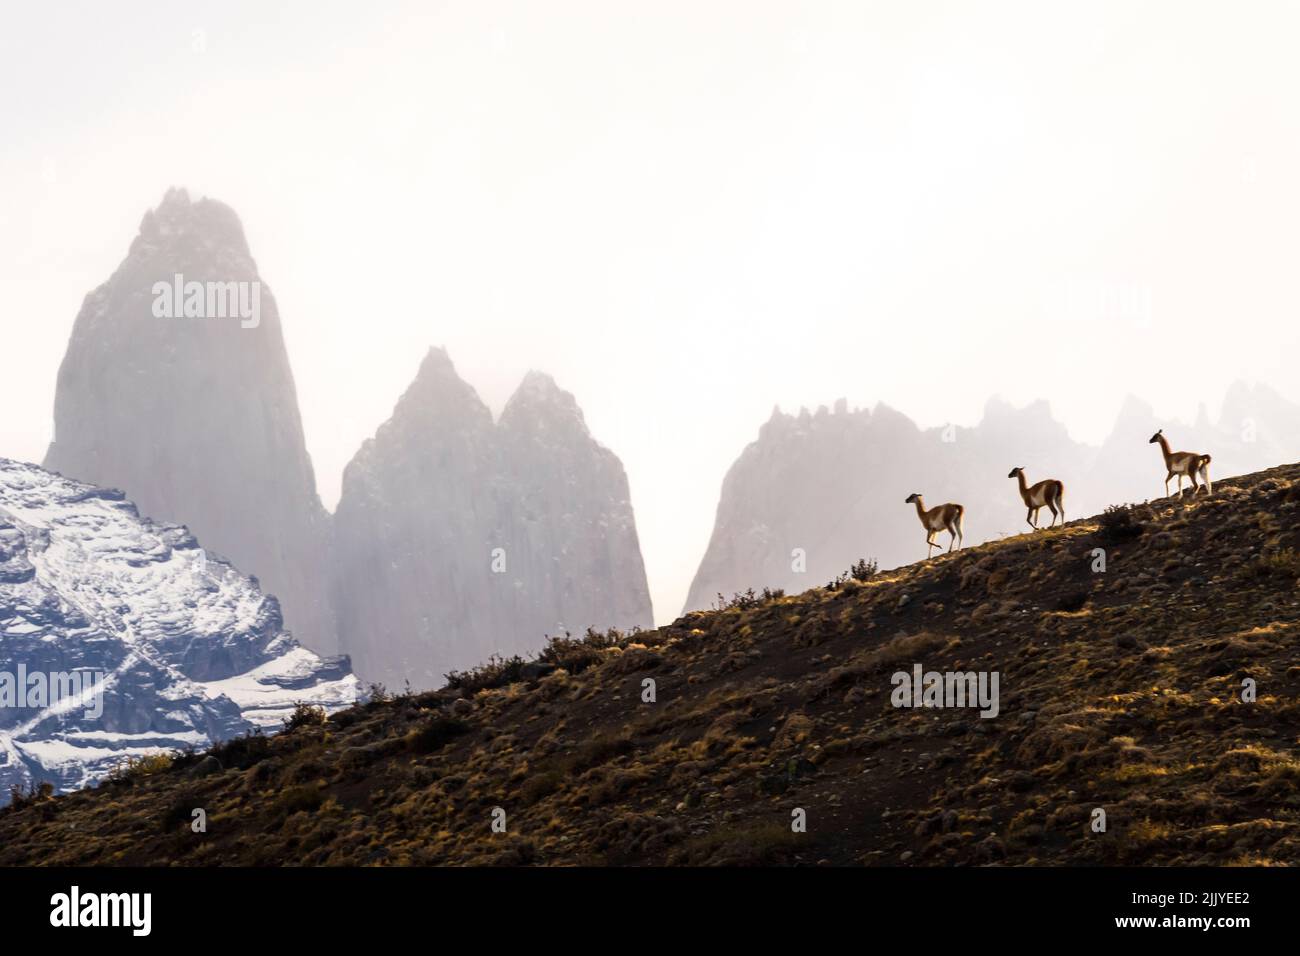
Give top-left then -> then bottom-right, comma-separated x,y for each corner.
0,459 -> 357,801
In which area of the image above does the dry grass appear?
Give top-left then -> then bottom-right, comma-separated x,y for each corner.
5,463 -> 1300,866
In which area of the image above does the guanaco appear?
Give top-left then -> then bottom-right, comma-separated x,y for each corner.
1008,466 -> 1065,530
905,493 -> 964,558
1149,429 -> 1212,498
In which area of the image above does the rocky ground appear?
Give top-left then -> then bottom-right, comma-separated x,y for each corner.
3,462 -> 1299,866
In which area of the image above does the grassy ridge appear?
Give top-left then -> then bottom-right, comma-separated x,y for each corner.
4,463 -> 1300,866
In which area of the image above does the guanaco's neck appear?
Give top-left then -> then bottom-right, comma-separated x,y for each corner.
1155,433 -> 1172,465
1016,471 -> 1029,497
912,497 -> 927,519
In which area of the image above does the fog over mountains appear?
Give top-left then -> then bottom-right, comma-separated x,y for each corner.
41,190 -> 653,691
685,383 -> 1300,612
333,349 -> 652,690
44,188 -> 338,654
28,188 -> 1300,693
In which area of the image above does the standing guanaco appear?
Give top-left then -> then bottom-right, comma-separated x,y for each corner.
1007,466 -> 1066,530
1149,429 -> 1212,498
904,493 -> 964,558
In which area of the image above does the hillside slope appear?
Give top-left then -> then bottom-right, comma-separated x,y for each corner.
685,385 -> 1300,614
3,463 -> 1299,866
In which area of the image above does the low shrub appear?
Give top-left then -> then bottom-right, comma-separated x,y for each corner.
539,628 -> 621,675
827,558 -> 879,590
851,558 -> 879,581
284,703 -> 327,732
445,654 -> 527,693
4,781 -> 54,812
562,734 -> 634,773
1099,504 -> 1144,543
105,752 -> 174,783
715,589 -> 761,610
209,730 -> 272,770
274,784 -> 324,816
406,716 -> 470,754
1247,549 -> 1300,580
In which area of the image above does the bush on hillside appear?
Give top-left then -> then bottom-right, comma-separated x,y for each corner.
1099,504 -> 1144,543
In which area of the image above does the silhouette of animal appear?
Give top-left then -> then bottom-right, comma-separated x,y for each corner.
904,493 -> 964,558
1149,429 -> 1212,498
1008,466 -> 1066,530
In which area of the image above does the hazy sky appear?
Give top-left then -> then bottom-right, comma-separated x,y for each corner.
3,1 -> 1299,621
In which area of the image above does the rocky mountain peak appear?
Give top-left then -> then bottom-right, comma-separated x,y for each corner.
0,459 -> 356,801
384,347 -> 493,434
131,188 -> 253,266
1111,393 -> 1157,427
44,190 -> 336,654
333,353 -> 652,690
499,370 -> 588,435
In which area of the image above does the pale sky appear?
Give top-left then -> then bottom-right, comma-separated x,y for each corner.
3,1 -> 1299,622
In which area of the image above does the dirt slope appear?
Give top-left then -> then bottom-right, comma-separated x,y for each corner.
4,463 -> 1300,866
